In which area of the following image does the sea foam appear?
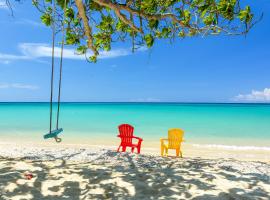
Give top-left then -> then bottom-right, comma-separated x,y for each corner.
192,144 -> 270,151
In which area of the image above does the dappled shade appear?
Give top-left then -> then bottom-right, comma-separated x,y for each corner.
0,150 -> 269,199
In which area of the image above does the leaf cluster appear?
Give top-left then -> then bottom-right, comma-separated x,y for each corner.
33,0 -> 257,62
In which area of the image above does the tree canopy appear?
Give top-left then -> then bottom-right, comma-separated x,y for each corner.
31,0 -> 257,62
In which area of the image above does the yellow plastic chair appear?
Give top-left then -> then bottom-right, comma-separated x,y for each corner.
160,128 -> 184,157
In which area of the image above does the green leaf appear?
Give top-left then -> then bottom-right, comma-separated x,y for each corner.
141,0 -> 158,14
66,31 -> 80,45
103,44 -> 111,51
40,13 -> 52,26
155,31 -> 162,38
144,34 -> 154,48
161,27 -> 171,38
200,8 -> 208,18
56,0 -> 69,9
203,15 -> 215,26
32,0 -> 39,6
116,20 -> 128,32
96,15 -> 114,34
178,30 -> 185,38
183,10 -> 191,25
217,0 -> 236,20
76,46 -> 87,54
89,55 -> 97,63
188,29 -> 197,37
238,6 -> 253,23
148,19 -> 159,29
65,8 -> 74,20
89,1 -> 104,11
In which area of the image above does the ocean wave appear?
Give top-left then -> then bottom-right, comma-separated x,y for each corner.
192,144 -> 270,151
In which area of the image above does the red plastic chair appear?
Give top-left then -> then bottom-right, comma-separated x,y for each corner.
117,124 -> 143,154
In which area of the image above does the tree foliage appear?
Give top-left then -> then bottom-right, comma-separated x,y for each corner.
31,0 -> 257,62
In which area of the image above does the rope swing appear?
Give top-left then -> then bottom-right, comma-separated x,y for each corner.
44,0 -> 67,143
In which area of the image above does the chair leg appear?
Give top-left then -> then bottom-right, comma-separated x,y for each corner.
180,150 -> 183,158
117,145 -> 121,152
137,146 -> 141,154
161,146 -> 164,156
165,147 -> 168,156
122,146 -> 126,152
176,148 -> 180,157
131,147 -> 135,153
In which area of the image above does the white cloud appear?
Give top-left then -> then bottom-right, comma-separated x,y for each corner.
19,43 -> 132,59
0,83 -> 39,90
0,52 -> 29,64
233,88 -> 270,102
0,52 -> 29,60
0,43 -> 146,64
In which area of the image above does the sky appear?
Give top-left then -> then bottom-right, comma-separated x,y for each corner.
0,0 -> 269,102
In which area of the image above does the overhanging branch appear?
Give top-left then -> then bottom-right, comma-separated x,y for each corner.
75,0 -> 98,55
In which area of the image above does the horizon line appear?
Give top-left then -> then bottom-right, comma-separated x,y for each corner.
0,101 -> 270,104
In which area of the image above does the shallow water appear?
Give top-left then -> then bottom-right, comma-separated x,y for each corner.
0,103 -> 270,148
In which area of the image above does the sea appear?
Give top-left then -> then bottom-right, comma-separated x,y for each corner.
0,103 -> 270,150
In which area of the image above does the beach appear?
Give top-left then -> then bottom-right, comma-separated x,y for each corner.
1,103 -> 270,199
0,0 -> 269,197
0,143 -> 269,200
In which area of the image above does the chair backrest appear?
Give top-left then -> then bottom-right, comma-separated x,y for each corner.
118,124 -> 134,145
168,128 -> 184,149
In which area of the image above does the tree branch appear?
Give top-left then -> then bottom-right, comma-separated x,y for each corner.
75,0 -> 98,55
94,0 -> 186,28
92,0 -> 143,33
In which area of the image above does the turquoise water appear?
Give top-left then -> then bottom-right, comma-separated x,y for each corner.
0,103 -> 270,146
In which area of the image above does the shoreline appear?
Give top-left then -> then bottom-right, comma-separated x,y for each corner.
0,141 -> 269,162
1,128 -> 270,148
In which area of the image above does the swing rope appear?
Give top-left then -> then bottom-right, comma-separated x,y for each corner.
56,0 -> 66,130
48,0 -> 66,143
49,0 -> 56,135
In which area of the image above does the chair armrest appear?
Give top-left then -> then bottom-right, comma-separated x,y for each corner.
160,138 -> 168,145
133,136 -> 143,141
117,135 -> 133,138
160,138 -> 168,142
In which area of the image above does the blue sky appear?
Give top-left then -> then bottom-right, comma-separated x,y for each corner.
0,0 -> 269,102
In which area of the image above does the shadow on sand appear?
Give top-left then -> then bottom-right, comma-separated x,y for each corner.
0,151 -> 269,200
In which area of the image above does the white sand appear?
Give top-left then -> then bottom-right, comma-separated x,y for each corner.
0,143 -> 269,200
